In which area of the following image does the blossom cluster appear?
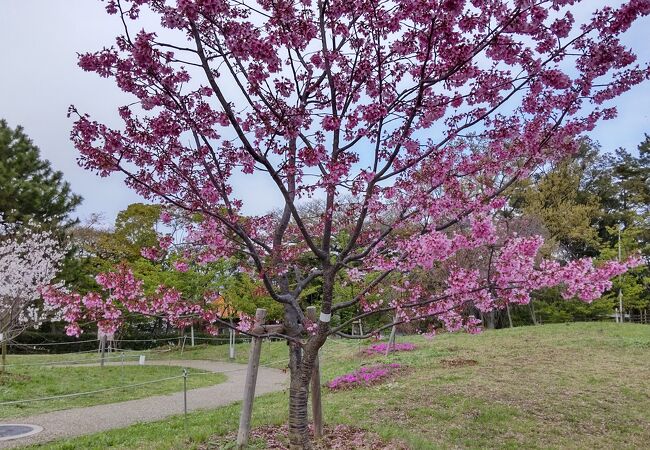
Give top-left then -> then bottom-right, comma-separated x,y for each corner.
43,264 -> 256,337
327,364 -> 403,391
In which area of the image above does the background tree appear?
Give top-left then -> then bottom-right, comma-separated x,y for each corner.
0,219 -> 66,371
52,1 -> 650,447
0,120 -> 81,226
510,145 -> 602,259
509,138 -> 649,324
588,139 -> 650,318
64,203 -> 279,335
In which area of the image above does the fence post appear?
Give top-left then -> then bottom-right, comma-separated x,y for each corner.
99,334 -> 107,367
237,308 -> 266,449
183,368 -> 188,416
191,325 -> 195,347
229,327 -> 236,360
306,306 -> 323,438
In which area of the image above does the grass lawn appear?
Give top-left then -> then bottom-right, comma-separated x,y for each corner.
19,322 -> 650,449
0,364 -> 226,419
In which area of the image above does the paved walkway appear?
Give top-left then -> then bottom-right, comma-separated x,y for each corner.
0,360 -> 287,448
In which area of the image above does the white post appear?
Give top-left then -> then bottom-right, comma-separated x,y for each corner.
618,223 -> 624,323
191,325 -> 195,347
229,328 -> 236,360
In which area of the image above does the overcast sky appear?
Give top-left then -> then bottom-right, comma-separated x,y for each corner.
1,1 -> 649,225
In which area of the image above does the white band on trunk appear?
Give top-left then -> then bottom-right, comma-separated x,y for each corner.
319,312 -> 331,323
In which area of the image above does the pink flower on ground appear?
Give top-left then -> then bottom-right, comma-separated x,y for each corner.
327,363 -> 403,390
362,342 -> 416,355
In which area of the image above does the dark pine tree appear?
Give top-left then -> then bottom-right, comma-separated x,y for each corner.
0,119 -> 81,226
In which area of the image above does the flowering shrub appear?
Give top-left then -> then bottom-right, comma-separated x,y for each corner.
327,364 -> 402,390
362,342 -> 416,355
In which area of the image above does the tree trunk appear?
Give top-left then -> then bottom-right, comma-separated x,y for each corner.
288,341 -> 312,449
1,324 -> 7,373
285,268 -> 334,449
484,311 -> 496,329
506,303 -> 513,328
1,339 -> 6,374
529,301 -> 538,325
386,315 -> 397,356
284,313 -> 329,448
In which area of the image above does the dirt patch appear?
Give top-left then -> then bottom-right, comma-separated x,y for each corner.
440,358 -> 478,368
202,424 -> 409,449
0,372 -> 31,384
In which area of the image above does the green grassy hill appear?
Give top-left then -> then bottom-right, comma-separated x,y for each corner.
29,322 -> 650,449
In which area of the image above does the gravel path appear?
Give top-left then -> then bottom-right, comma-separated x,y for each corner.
0,360 -> 287,448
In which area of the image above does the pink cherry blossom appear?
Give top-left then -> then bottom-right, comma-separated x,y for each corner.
51,2 -> 650,443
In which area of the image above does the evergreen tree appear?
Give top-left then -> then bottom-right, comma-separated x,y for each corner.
511,138 -> 649,323
510,145 -> 602,260
0,120 -> 81,226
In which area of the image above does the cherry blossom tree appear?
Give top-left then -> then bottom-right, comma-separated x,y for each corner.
0,219 -> 66,371
50,0 -> 650,446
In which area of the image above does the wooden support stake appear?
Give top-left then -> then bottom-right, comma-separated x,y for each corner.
237,308 -> 267,449
306,306 -> 323,438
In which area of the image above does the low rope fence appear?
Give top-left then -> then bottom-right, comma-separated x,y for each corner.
0,345 -> 301,430
0,374 -> 186,406
0,352 -> 330,410
1,320 -> 371,450
2,353 -> 143,369
8,333 -> 261,353
13,339 -> 99,347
